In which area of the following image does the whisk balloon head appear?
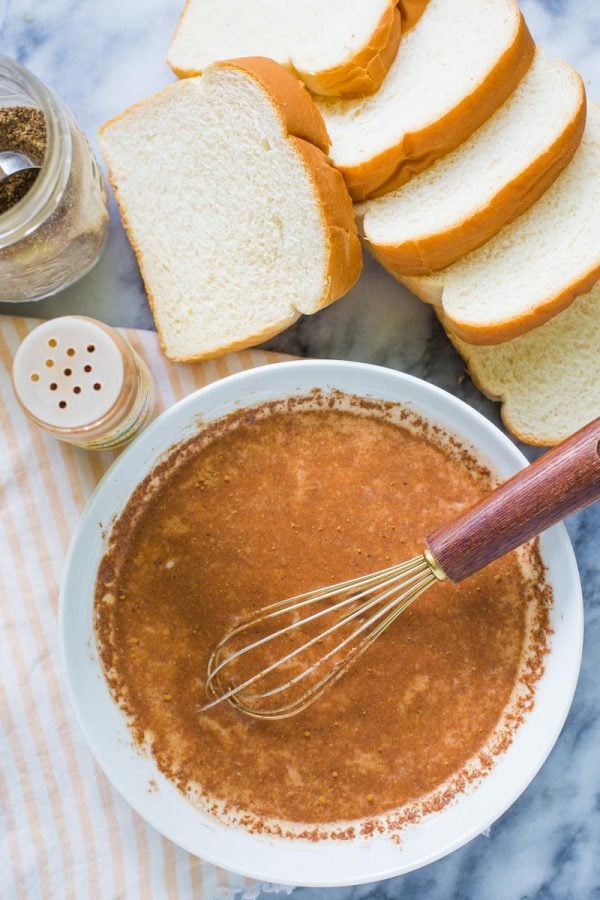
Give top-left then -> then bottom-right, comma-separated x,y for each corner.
200,552 -> 443,720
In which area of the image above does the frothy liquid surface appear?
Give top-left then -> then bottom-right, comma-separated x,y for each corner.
95,399 -> 550,835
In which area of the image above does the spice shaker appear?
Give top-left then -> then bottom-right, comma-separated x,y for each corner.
0,55 -> 109,302
12,317 -> 155,450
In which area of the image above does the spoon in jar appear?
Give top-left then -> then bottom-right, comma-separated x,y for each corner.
0,150 -> 39,183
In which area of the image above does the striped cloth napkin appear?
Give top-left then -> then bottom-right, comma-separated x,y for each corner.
0,316 -> 294,900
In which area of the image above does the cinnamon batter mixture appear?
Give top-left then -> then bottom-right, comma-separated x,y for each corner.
95,395 -> 551,835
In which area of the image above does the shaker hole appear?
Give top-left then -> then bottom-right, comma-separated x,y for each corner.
48,338 -> 57,348
67,347 -> 76,357
93,382 -> 102,391
30,373 -> 40,382
50,383 -> 58,391
87,344 -> 96,353
45,359 -> 54,368
58,400 -> 67,409
73,386 -> 81,394
84,364 -> 92,373
64,368 -> 72,376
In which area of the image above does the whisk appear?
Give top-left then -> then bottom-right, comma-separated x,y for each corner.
202,416 -> 600,720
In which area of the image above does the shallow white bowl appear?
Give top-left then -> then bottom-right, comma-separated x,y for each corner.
60,360 -> 583,888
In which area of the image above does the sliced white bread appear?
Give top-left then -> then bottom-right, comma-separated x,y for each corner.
358,52 -> 586,276
441,282 -> 600,446
168,0 -> 404,97
399,0 -> 430,31
315,0 -> 534,201
99,57 -> 362,362
403,103 -> 600,345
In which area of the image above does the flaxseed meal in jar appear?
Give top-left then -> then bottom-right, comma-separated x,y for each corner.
0,55 -> 109,302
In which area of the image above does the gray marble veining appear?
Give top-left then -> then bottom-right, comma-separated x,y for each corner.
1,1 -> 599,897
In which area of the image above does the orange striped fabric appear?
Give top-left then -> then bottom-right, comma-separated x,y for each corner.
0,316 -> 292,900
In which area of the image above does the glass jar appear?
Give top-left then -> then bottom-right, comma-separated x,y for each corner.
0,55 -> 109,302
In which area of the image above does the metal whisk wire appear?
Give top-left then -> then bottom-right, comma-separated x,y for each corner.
201,414 -> 600,720
201,554 -> 441,720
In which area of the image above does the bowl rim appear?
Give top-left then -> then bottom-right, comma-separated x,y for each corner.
59,359 -> 583,888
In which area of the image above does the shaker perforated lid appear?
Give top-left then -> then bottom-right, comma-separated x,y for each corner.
12,317 -> 125,429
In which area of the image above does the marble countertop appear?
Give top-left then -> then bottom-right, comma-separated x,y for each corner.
1,1 -> 599,897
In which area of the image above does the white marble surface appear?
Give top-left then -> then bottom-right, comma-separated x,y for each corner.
1,1 -> 599,897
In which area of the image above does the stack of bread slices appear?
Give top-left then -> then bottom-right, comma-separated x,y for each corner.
100,0 -> 599,447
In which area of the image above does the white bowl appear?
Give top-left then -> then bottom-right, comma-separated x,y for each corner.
60,360 -> 583,888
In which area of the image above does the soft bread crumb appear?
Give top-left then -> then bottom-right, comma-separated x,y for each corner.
358,53 -> 585,274
442,281 -> 600,446
316,0 -> 532,198
404,104 -> 600,343
99,59 -> 361,361
168,0 -> 401,96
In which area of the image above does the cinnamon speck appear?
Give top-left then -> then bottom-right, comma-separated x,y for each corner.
95,392 -> 552,840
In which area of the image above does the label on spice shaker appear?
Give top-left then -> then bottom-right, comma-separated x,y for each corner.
78,354 -> 155,450
12,316 -> 155,450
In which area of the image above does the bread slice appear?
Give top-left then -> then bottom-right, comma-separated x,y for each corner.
399,1 -> 430,31
167,0 -> 402,97
315,0 -> 534,201
403,103 -> 600,344
99,57 -> 362,362
441,281 -> 600,446
358,53 -> 585,276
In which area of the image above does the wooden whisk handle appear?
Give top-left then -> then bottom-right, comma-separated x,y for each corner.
426,417 -> 600,583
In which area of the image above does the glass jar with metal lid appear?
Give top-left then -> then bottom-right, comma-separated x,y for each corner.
0,54 -> 109,302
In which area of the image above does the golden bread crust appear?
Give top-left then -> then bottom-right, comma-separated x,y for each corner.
399,0 -> 429,31
168,1 -> 402,98
99,57 -> 361,362
438,263 -> 600,345
300,2 -> 401,97
221,58 -> 362,313
440,311 -> 565,446
339,5 -> 535,201
366,74 -> 586,275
